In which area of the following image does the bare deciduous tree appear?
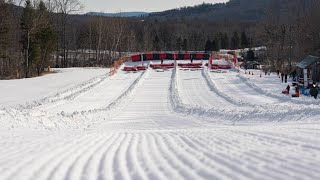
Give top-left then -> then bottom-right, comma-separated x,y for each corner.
54,0 -> 82,67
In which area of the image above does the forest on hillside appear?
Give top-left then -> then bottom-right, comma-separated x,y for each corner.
0,0 -> 320,79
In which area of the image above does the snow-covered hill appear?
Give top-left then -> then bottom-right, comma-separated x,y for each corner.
0,62 -> 319,180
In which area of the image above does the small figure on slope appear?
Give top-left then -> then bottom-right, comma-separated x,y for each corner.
285,73 -> 288,83
292,85 -> 300,97
282,85 -> 290,95
310,82 -> 319,99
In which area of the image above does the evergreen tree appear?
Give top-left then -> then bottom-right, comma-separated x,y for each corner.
212,35 -> 221,51
34,1 -> 56,76
21,0 -> 56,77
241,31 -> 249,48
221,33 -> 229,49
231,32 -> 240,50
182,38 -> 188,51
153,35 -> 160,51
29,41 -> 41,73
246,49 -> 255,61
205,39 -> 212,51
35,27 -> 56,75
0,0 -> 10,78
0,0 -> 9,59
176,37 -> 182,51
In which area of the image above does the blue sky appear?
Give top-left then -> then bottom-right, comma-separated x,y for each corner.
81,0 -> 229,13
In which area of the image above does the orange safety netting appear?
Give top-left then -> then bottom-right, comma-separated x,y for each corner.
109,56 -> 130,76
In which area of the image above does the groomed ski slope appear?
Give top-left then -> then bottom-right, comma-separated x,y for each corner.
0,61 -> 320,180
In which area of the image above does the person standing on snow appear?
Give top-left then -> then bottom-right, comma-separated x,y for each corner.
291,70 -> 297,81
285,73 -> 288,83
286,85 -> 290,93
310,82 -> 319,99
281,72 -> 284,83
292,84 -> 300,97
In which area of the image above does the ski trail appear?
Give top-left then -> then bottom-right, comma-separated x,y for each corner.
146,133 -> 184,179
62,134 -> 114,180
128,134 -> 148,180
173,68 -> 320,123
202,68 -> 250,107
40,71 -> 143,114
201,129 -> 320,179
160,133 -> 214,180
45,135 -> 102,180
152,133 -> 206,180
100,133 -> 126,180
23,73 -> 110,109
0,70 -> 145,131
138,134 -> 167,180
170,67 -> 245,123
2,133 -> 90,180
238,73 -> 320,106
27,133 -> 109,180
82,69 -> 148,117
177,69 -> 237,109
82,133 -> 121,180
178,132 -> 257,179
180,133 -> 261,179
209,70 -> 281,105
182,131 -> 291,179
1,63 -> 320,180
114,133 -> 133,180
0,133 -> 59,165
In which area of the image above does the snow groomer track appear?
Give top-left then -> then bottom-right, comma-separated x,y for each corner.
0,62 -> 320,180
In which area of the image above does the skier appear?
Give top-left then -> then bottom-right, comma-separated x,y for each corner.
281,72 -> 284,83
310,82 -> 319,99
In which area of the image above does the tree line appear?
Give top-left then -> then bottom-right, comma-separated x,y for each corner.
0,0 -> 83,79
0,0 -> 320,79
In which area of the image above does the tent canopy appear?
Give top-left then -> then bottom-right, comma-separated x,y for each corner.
296,55 -> 319,69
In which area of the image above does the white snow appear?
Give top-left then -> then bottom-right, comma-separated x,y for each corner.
0,68 -> 109,108
0,62 -> 320,180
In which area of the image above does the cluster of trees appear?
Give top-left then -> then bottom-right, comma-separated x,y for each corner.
21,0 -> 56,77
75,16 -> 128,67
0,0 -> 83,79
260,0 -> 320,71
0,0 -> 320,79
0,0 -> 11,79
204,32 -> 251,51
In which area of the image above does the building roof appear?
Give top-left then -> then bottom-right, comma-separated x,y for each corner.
296,55 -> 320,69
245,61 -> 260,65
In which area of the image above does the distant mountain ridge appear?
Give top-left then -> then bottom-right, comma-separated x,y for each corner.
147,0 -> 268,21
147,0 -> 313,22
85,12 -> 149,17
